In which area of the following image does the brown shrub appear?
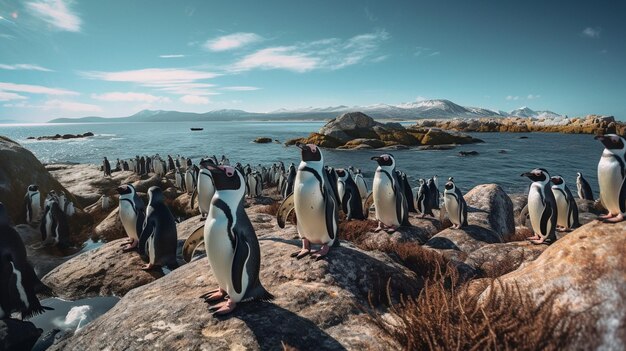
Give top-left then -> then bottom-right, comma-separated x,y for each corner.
257,201 -> 281,216
338,219 -> 378,244
508,226 -> 533,242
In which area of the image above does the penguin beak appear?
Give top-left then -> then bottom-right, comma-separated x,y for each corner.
295,142 -> 307,150
371,156 -> 380,162
594,135 -> 605,141
116,186 -> 125,194
520,172 -> 532,177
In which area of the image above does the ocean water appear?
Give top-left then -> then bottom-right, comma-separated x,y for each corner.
0,121 -> 604,194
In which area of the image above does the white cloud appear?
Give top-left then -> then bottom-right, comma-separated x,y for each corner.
0,82 -> 78,95
42,99 -> 101,112
151,83 -> 219,96
414,46 -> 439,57
159,54 -> 185,58
82,68 -> 218,85
582,27 -> 601,38
204,32 -> 262,51
180,95 -> 210,105
0,63 -> 52,71
26,0 -> 82,32
0,91 -> 28,101
230,30 -> 389,72
506,95 -> 519,101
220,86 -> 260,91
91,92 -> 171,103
527,94 -> 541,100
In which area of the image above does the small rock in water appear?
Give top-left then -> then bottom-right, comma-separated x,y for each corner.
458,151 -> 479,156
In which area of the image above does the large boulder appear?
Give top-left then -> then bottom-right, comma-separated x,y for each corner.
49,237 -> 419,350
463,241 -> 547,277
0,137 -> 76,224
94,208 -> 126,241
481,220 -> 626,349
42,239 -> 164,299
319,112 -> 378,142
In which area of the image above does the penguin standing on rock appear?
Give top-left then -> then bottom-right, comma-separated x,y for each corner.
371,154 -> 410,233
23,185 -> 41,224
336,169 -> 366,220
282,163 -> 296,198
117,184 -> 146,253
103,157 -> 111,177
576,172 -> 594,201
192,158 -> 216,219
550,176 -> 580,231
139,186 -> 179,271
353,169 -> 368,201
428,177 -> 440,210
416,179 -> 435,218
190,165 -> 273,315
398,171 -> 416,213
595,134 -> 626,222
522,168 -> 558,244
0,202 -> 53,319
40,195 -> 70,248
443,179 -> 468,228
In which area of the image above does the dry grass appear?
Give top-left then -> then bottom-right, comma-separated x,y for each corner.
338,219 -> 378,243
507,226 -> 534,242
371,269 -> 597,351
257,201 -> 281,216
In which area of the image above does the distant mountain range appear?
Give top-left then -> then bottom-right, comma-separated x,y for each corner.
47,99 -> 562,123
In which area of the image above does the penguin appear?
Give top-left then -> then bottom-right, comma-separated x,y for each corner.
175,167 -> 185,191
23,185 -> 41,224
0,202 -> 53,319
282,163 -> 297,198
550,176 -> 580,231
325,166 -> 342,205
58,191 -> 67,213
117,184 -> 146,253
101,194 -> 111,210
39,196 -> 70,248
185,165 -> 197,195
167,155 -> 175,172
65,201 -> 75,217
291,143 -> 340,259
521,168 -> 558,244
353,169 -> 368,201
576,172 -> 594,201
138,186 -> 179,271
398,171 -> 416,212
443,179 -> 468,228
247,171 -> 262,198
336,169 -> 365,220
428,177 -> 440,210
195,165 -> 273,315
595,134 -> 626,222
371,154 -> 410,233
193,158 -> 216,219
103,157 -> 111,177
416,179 -> 435,218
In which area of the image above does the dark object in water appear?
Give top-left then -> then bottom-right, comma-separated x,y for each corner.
27,132 -> 94,141
518,136 -> 529,139
190,128 -> 204,131
458,151 -> 479,156
498,150 -> 508,154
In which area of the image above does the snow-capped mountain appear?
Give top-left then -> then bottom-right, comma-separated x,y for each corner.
509,106 -> 561,118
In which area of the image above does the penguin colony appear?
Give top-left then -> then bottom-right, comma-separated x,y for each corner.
2,134 -> 624,319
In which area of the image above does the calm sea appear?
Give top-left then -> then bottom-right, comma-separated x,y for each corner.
0,121 -> 603,194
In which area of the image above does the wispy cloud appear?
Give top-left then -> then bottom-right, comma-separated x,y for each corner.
82,68 -> 218,85
43,99 -> 101,112
159,54 -> 185,58
91,92 -> 171,103
0,91 -> 28,101
0,63 -> 52,71
581,27 -> 601,38
230,30 -> 390,72
506,95 -> 519,101
414,46 -> 440,57
220,86 -> 260,91
527,94 -> 541,100
26,0 -> 82,32
151,83 -> 219,96
204,32 -> 262,52
180,95 -> 210,105
0,82 -> 78,95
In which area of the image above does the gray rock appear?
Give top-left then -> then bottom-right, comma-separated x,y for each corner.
319,112 -> 378,142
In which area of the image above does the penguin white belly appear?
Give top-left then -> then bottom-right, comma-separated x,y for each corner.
44,211 -> 54,243
10,263 -> 29,309
355,176 -> 367,200
552,189 -> 569,228
373,173 -> 399,226
528,184 -> 544,235
147,233 -> 156,264
185,173 -> 194,193
444,194 -> 460,225
337,182 -> 345,202
598,155 -> 623,214
119,201 -> 138,241
31,194 -> 41,221
205,215 -> 248,303
294,171 -> 331,244
198,179 -> 214,214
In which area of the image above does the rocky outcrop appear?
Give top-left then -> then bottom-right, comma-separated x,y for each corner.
42,239 -> 164,299
480,220 -> 626,350
0,319 -> 42,351
27,132 -> 94,140
253,137 -> 273,143
94,208 -> 125,241
286,112 -> 482,149
49,237 -> 419,350
413,115 -> 626,135
0,137 -> 77,224
464,241 -> 547,277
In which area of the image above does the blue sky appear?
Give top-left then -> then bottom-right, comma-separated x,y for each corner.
0,0 -> 625,122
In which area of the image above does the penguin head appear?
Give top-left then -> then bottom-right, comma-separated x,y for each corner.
199,158 -> 216,169
296,142 -> 323,163
550,176 -> 565,188
147,186 -> 165,204
444,181 -> 455,191
428,178 -> 434,186
576,172 -> 582,178
208,165 -> 244,192
371,154 -> 395,168
419,178 -> 425,185
27,184 -> 39,193
335,168 -> 349,181
595,134 -> 626,151
521,168 -> 549,183
116,184 -> 135,197
448,177 -> 455,182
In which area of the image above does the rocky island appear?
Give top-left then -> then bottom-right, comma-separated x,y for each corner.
27,132 -> 95,141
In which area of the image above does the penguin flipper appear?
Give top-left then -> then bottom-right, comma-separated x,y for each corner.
190,188 -> 198,210
539,201 -> 554,239
323,186 -> 339,242
276,193 -> 295,229
231,237 -> 249,295
138,216 -> 155,259
182,225 -> 205,263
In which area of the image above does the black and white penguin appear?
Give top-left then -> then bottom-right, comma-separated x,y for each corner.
194,158 -> 216,218
167,155 -> 175,172
117,184 -> 146,253
175,167 -> 186,191
291,143 -> 340,259
521,168 -> 558,244
428,177 -> 440,210
325,166 -> 341,205
371,154 -> 410,233
194,165 -> 273,315
139,186 -> 179,270
0,202 -> 52,319
246,171 -> 261,198
416,179 -> 435,218
398,171 -> 416,213
443,179 -> 468,228
353,169 -> 368,201
39,195 -> 70,248
550,176 -> 580,231
576,172 -> 594,201
595,134 -> 626,222
336,169 -> 365,220
103,157 -> 111,177
282,163 -> 297,198
185,165 -> 197,195
23,185 -> 41,224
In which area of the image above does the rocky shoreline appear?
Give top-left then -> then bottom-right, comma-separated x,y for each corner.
27,132 -> 95,141
0,137 -> 623,350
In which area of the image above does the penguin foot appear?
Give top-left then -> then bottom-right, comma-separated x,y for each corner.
121,240 -> 138,252
599,213 -> 616,219
603,213 -> 624,223
526,234 -> 540,241
201,288 -> 227,302
119,239 -> 132,246
290,249 -> 310,259
310,244 -> 330,261
209,299 -> 236,315
385,226 -> 397,234
374,225 -> 383,232
529,238 -> 549,245
141,263 -> 155,270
